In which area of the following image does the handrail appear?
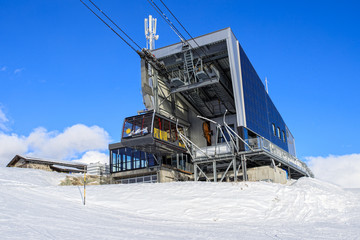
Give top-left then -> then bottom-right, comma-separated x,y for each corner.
222,110 -> 254,151
179,112 -> 313,178
248,136 -> 314,177
197,115 -> 234,155
221,111 -> 239,153
175,119 -> 210,159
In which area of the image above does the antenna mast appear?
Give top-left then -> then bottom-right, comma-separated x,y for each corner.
144,15 -> 160,112
145,15 -> 159,50
265,77 -> 269,94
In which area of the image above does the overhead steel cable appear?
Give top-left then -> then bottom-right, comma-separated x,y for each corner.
158,0 -> 210,58
158,0 -> 196,42
80,0 -> 168,77
148,0 -> 234,114
146,0 -> 187,43
80,0 -> 139,53
147,0 -> 210,60
87,0 -> 142,51
147,0 -> 207,63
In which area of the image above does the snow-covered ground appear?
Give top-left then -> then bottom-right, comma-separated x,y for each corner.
0,167 -> 359,239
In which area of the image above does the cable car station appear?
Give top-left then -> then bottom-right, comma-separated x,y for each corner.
109,19 -> 313,184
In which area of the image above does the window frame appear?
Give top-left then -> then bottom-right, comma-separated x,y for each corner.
277,127 -> 281,139
272,123 -> 276,136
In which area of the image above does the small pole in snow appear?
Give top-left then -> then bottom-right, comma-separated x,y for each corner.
83,166 -> 87,205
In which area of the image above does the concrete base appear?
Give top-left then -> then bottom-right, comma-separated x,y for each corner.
111,166 -> 192,184
110,165 -> 287,184
158,166 -> 192,182
247,166 -> 287,184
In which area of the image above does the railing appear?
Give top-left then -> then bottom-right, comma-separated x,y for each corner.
176,110 -> 314,178
193,143 -> 233,158
246,137 -> 314,177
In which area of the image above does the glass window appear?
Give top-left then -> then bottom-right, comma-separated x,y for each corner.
151,175 -> 157,182
282,131 -> 286,142
170,123 -> 176,142
272,124 -> 276,136
122,114 -> 152,138
277,127 -> 281,139
154,116 -> 161,130
123,120 -> 134,138
147,153 -> 155,167
178,153 -> 188,171
133,150 -> 141,169
111,150 -> 117,172
163,120 -> 170,142
140,151 -> 147,168
111,147 -> 161,173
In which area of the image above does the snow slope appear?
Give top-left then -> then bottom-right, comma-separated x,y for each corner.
0,167 -> 359,239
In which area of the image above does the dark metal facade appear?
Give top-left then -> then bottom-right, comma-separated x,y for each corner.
239,44 -> 289,152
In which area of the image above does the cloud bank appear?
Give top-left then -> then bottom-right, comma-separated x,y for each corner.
306,154 -> 360,188
0,107 -> 9,131
73,151 -> 109,165
0,124 -> 110,167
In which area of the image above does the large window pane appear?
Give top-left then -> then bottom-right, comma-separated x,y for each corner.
111,147 -> 160,172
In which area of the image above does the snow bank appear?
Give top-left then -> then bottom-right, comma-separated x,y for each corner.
0,167 -> 359,239
0,167 -> 66,187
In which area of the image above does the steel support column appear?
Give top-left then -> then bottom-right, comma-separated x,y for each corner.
213,161 -> 217,182
233,157 -> 237,182
288,166 -> 291,180
194,163 -> 198,181
241,155 -> 248,181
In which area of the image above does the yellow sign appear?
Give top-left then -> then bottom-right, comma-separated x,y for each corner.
154,128 -> 168,141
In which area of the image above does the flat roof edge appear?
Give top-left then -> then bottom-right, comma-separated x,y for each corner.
153,27 -> 232,52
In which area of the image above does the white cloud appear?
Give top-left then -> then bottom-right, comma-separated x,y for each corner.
73,151 -> 108,165
0,133 -> 28,165
306,154 -> 360,188
0,66 -> 7,71
0,107 -> 9,131
26,124 -> 110,159
0,124 -> 110,167
14,68 -> 24,74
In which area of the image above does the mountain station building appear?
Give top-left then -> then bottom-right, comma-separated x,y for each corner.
109,28 -> 313,184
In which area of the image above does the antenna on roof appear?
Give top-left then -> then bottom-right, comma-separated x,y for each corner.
145,15 -> 159,50
265,77 -> 269,94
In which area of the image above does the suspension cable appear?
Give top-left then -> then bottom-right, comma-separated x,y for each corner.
146,0 -> 186,43
146,0 -> 208,63
148,0 -> 215,64
87,0 -> 142,51
158,0 -> 210,58
80,0 -> 140,53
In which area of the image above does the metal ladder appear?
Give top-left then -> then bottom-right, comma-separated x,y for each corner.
183,44 -> 195,84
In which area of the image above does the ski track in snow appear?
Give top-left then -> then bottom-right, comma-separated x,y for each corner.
0,167 -> 359,239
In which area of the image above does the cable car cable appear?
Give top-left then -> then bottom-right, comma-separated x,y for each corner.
80,0 -> 139,53
158,0 -> 209,58
146,0 -> 186,43
147,0 -> 206,60
87,0 -> 142,51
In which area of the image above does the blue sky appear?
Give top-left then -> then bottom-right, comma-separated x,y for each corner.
1,0 -> 359,163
